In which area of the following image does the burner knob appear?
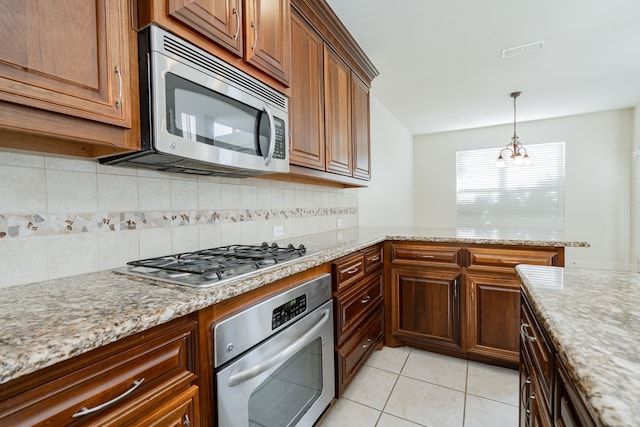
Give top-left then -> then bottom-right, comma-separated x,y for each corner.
226,343 -> 234,353
271,242 -> 279,249
298,244 -> 306,251
261,242 -> 269,249
287,243 -> 294,250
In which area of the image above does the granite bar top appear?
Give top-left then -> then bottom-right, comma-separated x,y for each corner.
0,226 -> 588,385
517,265 -> 640,427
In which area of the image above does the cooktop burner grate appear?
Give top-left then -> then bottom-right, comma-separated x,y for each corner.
120,242 -> 307,287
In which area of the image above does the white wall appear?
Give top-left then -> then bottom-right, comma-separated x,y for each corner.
358,95 -> 414,226
414,109 -> 634,271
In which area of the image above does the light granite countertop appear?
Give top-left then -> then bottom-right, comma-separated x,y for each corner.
517,265 -> 640,427
0,226 -> 588,385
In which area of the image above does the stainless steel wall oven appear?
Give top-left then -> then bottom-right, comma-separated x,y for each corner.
214,274 -> 334,426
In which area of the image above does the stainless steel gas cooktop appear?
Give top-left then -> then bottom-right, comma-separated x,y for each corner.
115,242 -> 308,288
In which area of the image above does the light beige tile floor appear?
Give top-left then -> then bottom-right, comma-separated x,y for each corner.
319,346 -> 519,427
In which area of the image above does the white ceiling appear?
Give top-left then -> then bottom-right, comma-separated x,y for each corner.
325,0 -> 640,135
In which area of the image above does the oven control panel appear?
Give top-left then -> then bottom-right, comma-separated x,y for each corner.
272,294 -> 307,329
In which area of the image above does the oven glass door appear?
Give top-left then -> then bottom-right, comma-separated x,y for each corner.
165,72 -> 272,158
216,301 -> 334,427
248,338 -> 322,426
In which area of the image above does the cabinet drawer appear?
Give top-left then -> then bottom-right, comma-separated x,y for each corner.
125,384 -> 200,427
335,273 -> 383,344
337,307 -> 384,394
521,300 -> 554,408
0,320 -> 197,426
332,252 -> 365,292
364,245 -> 383,274
389,244 -> 462,267
468,247 -> 558,273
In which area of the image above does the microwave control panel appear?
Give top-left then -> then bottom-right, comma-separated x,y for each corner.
272,294 -> 307,329
273,117 -> 286,159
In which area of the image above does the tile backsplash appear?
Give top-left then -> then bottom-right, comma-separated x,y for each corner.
0,151 -> 358,288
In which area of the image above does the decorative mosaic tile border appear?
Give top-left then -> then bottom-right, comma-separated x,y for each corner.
0,207 -> 357,239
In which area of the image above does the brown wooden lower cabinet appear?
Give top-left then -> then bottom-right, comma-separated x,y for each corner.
520,292 -> 596,427
0,315 -> 199,426
465,273 -> 520,364
332,244 -> 384,395
336,307 -> 384,392
384,241 -> 564,368
389,266 -> 461,352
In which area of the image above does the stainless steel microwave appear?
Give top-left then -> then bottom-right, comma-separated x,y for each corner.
101,25 -> 289,177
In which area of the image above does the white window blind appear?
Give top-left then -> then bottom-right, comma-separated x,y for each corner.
456,142 -> 565,237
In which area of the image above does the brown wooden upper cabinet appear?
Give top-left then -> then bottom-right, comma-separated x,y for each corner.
351,73 -> 372,180
288,11 -> 325,169
288,0 -> 378,187
0,0 -> 139,157
165,0 -> 291,86
324,45 -> 353,176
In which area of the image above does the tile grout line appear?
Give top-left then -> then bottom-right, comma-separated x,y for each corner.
462,360 -> 469,427
375,347 -> 429,427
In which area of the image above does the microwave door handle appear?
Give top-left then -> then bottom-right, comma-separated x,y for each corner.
263,103 -> 276,166
227,308 -> 330,387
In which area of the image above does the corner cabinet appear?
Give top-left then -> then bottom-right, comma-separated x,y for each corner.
385,244 -> 463,355
384,242 -> 564,368
0,0 -> 139,158
332,244 -> 384,395
288,0 -> 378,187
0,315 -> 200,426
144,0 -> 291,88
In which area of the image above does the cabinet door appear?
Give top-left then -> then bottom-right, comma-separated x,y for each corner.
289,12 -> 325,170
167,0 -> 243,56
324,46 -> 353,176
244,0 -> 291,86
465,273 -> 520,364
0,0 -> 131,127
351,73 -> 371,180
390,267 -> 461,349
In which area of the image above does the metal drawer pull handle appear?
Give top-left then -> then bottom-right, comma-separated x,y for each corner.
346,267 -> 359,274
114,65 -> 122,109
520,323 -> 537,342
419,255 -> 435,258
361,295 -> 371,304
520,376 -> 531,404
251,22 -> 257,51
362,338 -> 372,349
72,378 -> 144,418
370,256 -> 380,262
184,414 -> 191,427
232,7 -> 239,40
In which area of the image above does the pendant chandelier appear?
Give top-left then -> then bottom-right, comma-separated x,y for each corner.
496,91 -> 531,167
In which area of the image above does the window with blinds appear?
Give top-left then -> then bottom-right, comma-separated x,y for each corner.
456,142 -> 565,237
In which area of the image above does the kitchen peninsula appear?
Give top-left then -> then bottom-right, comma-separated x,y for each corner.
517,265 -> 640,427
0,226 -> 587,425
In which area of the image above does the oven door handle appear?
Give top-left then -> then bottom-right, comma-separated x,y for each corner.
263,103 -> 276,166
227,308 -> 331,387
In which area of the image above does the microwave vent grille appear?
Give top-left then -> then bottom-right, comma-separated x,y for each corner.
163,36 -> 287,110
